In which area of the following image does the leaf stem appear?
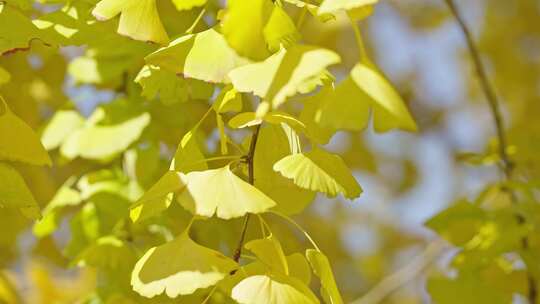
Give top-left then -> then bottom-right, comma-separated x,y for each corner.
186,6 -> 207,34
232,124 -> 262,263
349,17 -> 370,64
444,1 -> 537,302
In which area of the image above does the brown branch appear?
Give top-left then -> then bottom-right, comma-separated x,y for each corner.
232,124 -> 262,263
444,1 -> 537,302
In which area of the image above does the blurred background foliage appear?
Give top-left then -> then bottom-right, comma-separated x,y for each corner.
0,0 -> 539,303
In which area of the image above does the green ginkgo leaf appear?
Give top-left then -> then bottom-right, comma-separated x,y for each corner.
171,0 -> 207,11
0,162 -> 40,219
222,0 -> 298,60
245,235 -> 289,275
213,85 -> 243,113
75,236 -> 136,271
60,111 -> 150,160
130,171 -> 186,222
254,125 -> 315,215
273,148 -> 362,199
231,274 -> 320,304
171,130 -> 208,172
0,97 -> 51,166
318,0 -> 378,15
176,165 -> 276,219
41,110 -> 85,150
0,66 -> 10,86
145,28 -> 249,83
229,45 -> 340,110
135,65 -> 188,105
306,249 -> 344,304
0,2 -> 51,54
350,63 -> 417,132
92,0 -> 169,45
33,179 -> 82,237
131,230 -> 238,298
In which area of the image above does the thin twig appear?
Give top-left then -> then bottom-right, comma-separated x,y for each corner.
351,240 -> 447,304
444,1 -> 537,303
232,124 -> 262,263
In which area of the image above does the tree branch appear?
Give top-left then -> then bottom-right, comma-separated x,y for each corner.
444,1 -> 537,302
232,124 -> 262,263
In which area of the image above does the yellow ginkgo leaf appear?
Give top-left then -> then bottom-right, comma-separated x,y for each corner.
171,0 -> 207,11
245,235 -> 289,275
131,230 -> 238,298
0,162 -> 40,219
92,0 -> 169,45
0,66 -> 10,86
0,2 -> 51,54
306,249 -> 344,304
229,45 -> 340,110
0,97 -> 51,166
176,165 -> 276,219
130,171 -> 186,222
41,110 -> 85,151
350,63 -> 417,132
254,125 -> 315,215
229,111 -> 306,134
318,0 -> 378,15
222,0 -> 298,60
145,28 -> 249,83
231,274 -> 320,304
273,148 -> 362,199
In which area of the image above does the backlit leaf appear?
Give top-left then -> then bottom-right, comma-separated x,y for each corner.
232,274 -> 319,304
306,249 -> 343,304
131,230 -> 238,298
92,0 -> 169,45
176,165 -> 276,219
0,162 -> 40,219
0,97 -> 51,166
318,0 -> 378,15
245,235 -> 289,275
274,148 -> 362,199
171,0 -> 207,11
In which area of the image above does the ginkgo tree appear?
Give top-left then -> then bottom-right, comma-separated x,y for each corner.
2,0 -> 539,303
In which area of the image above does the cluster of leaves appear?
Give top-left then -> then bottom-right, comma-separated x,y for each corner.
0,0 -> 422,302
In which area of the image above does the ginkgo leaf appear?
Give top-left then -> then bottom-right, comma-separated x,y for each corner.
314,78 -> 370,133
135,65 -> 188,105
306,249 -> 344,304
299,86 -> 339,144
60,112 -> 150,160
0,162 -> 40,219
254,125 -> 315,215
274,148 -> 362,199
229,45 -> 340,110
75,236 -> 135,271
130,171 -> 186,222
0,3 -> 51,54
41,110 -> 85,150
213,85 -> 243,113
171,0 -> 207,11
176,165 -> 276,219
171,130 -> 208,172
145,28 -> 249,83
0,97 -> 51,166
231,274 -> 320,304
245,235 -> 289,275
0,66 -> 10,86
350,63 -> 417,132
33,179 -> 82,237
229,111 -> 306,134
222,0 -> 299,60
131,230 -> 238,298
318,0 -> 378,15
92,0 -> 169,45
263,5 -> 300,52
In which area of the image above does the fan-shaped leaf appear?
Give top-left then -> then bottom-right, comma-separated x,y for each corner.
232,274 -> 319,304
176,165 -> 276,219
273,148 -> 362,199
0,97 -> 51,166
145,28 -> 249,83
245,236 -> 289,275
131,230 -> 238,298
92,0 -> 169,45
0,162 -> 40,219
229,45 -> 340,110
306,249 -> 343,304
